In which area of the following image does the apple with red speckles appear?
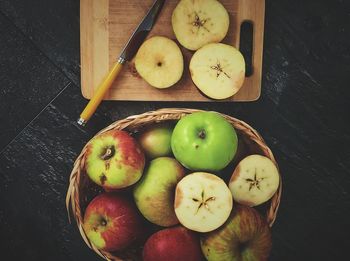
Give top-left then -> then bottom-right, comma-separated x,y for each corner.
133,157 -> 185,227
143,226 -> 203,261
84,130 -> 145,190
200,205 -> 272,261
83,193 -> 143,251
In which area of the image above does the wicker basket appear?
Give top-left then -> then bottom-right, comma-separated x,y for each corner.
66,108 -> 282,261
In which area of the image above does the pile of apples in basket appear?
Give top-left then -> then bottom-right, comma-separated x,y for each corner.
82,112 -> 280,261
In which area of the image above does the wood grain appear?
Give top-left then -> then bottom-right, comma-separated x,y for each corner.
80,0 -> 265,101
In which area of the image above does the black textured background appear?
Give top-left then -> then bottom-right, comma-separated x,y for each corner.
0,0 -> 349,260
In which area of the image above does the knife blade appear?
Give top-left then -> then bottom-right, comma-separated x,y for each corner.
77,0 -> 165,126
119,0 -> 165,62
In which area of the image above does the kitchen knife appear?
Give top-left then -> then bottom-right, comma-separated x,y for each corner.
78,0 -> 165,126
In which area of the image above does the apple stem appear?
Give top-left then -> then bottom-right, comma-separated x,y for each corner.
198,130 -> 206,139
100,146 -> 115,160
100,218 -> 107,226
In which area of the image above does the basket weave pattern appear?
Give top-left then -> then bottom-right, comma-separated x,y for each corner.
66,108 -> 282,260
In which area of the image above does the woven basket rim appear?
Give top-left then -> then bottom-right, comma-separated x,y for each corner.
66,108 -> 282,261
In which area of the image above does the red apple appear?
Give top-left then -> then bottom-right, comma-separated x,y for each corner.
143,226 -> 203,261
84,130 -> 145,190
201,205 -> 272,261
83,193 -> 143,252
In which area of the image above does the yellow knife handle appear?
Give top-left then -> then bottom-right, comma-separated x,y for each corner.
78,60 -> 124,125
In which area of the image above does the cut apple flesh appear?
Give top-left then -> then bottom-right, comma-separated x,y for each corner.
229,155 -> 280,207
190,43 -> 245,99
174,172 -> 233,233
135,36 -> 184,89
172,0 -> 230,50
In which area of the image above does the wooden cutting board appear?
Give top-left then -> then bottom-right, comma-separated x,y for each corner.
80,0 -> 265,101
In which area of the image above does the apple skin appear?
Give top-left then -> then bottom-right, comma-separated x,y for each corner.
171,112 -> 238,171
133,157 -> 185,226
84,130 -> 145,190
200,205 -> 272,261
83,193 -> 143,252
138,123 -> 173,159
143,226 -> 203,261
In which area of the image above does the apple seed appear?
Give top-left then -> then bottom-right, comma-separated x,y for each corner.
194,189 -> 216,214
210,61 -> 231,79
245,168 -> 265,191
192,12 -> 210,33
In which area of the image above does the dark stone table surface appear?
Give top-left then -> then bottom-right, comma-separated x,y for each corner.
0,0 -> 349,260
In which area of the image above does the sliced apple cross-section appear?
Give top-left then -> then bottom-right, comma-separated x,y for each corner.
174,172 -> 233,233
135,36 -> 184,89
172,0 -> 230,50
229,155 -> 280,207
190,43 -> 245,99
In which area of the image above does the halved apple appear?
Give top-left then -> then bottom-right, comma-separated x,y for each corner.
135,36 -> 184,89
174,172 -> 233,232
229,155 -> 280,207
190,43 -> 245,99
172,0 -> 230,50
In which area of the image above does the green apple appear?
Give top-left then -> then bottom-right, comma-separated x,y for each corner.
201,205 -> 272,261
171,112 -> 238,171
84,130 -> 145,190
138,123 -> 173,159
133,157 -> 185,226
